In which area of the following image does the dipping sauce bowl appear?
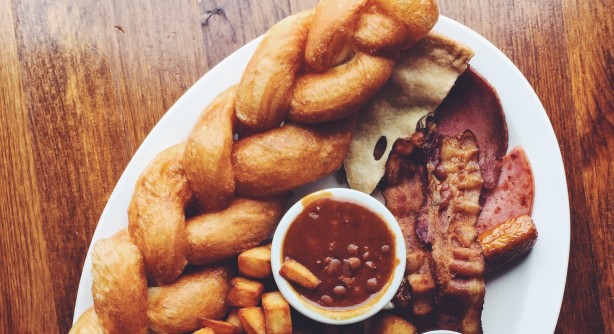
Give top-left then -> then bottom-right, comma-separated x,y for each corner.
271,188 -> 406,325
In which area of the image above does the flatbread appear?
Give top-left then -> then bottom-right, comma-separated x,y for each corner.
344,32 -> 474,194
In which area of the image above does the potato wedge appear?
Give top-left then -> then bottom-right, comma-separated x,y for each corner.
238,307 -> 266,334
147,265 -> 232,333
187,196 -> 287,265
200,318 -> 240,334
279,258 -> 321,290
228,277 -> 265,307
262,292 -> 292,334
226,308 -> 244,329
194,328 -> 215,334
371,313 -> 416,334
238,245 -> 272,279
91,230 -> 148,334
479,214 -> 538,273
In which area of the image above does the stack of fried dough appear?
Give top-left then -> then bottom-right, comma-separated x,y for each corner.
70,0 -> 537,333
71,0 -> 440,333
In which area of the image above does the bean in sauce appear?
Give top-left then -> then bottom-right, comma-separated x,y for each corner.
283,197 -> 396,309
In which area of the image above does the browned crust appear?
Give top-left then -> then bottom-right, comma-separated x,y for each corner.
147,265 -> 232,333
425,132 -> 485,334
184,86 -> 237,212
232,117 -> 354,197
128,144 -> 191,285
91,230 -> 148,334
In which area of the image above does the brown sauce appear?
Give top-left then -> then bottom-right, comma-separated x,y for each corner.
283,197 -> 396,309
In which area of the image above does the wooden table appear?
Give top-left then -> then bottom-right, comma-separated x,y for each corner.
0,0 -> 611,333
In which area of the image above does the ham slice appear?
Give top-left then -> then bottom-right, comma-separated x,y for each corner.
476,146 -> 534,233
435,67 -> 508,191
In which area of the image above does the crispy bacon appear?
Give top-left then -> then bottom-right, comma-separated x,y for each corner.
382,133 -> 437,328
424,131 -> 485,334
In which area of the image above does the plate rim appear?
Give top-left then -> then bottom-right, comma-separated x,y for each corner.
72,15 -> 570,334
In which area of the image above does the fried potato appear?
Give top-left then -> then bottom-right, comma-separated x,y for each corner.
228,277 -> 265,308
262,292 -> 292,334
187,196 -> 287,265
226,308 -> 244,333
371,313 -> 417,334
238,307 -> 266,334
201,318 -> 240,334
184,86 -> 236,212
232,117 -> 354,197
128,144 -> 191,284
69,307 -> 105,334
91,230 -> 148,334
194,328 -> 215,334
236,11 -> 313,134
479,215 -> 538,273
238,244 -> 272,279
279,258 -> 321,290
147,265 -> 232,333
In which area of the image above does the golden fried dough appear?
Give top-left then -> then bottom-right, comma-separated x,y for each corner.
236,10 -> 313,134
184,86 -> 236,212
187,196 -> 287,265
353,0 -> 438,52
128,144 -> 191,285
288,52 -> 395,123
69,307 -> 105,334
91,230 -> 148,334
232,117 -> 354,197
305,0 -> 368,71
147,265 -> 232,333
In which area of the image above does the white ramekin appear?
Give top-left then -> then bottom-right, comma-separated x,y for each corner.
271,188 -> 406,325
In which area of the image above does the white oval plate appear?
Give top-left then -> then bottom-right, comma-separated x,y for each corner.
73,16 -> 570,334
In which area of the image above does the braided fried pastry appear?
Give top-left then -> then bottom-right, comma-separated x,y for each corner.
82,1 -> 440,333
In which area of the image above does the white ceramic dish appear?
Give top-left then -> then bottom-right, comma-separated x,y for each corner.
271,188 -> 406,325
73,16 -> 570,334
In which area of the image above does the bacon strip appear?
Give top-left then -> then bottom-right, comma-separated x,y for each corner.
382,133 -> 437,328
424,131 -> 485,334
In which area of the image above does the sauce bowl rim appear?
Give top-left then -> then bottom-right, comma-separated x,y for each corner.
271,187 -> 407,325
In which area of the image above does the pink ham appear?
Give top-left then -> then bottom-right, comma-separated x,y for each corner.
476,146 -> 534,233
435,67 -> 508,190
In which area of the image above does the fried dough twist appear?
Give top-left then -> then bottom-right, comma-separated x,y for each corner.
75,2 -> 443,332
91,230 -> 148,334
128,144 -> 191,285
236,0 -> 438,127
184,86 -> 237,212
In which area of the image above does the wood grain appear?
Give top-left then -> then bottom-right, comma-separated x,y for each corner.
0,0 -> 611,333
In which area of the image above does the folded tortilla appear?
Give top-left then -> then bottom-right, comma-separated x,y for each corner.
344,32 -> 474,194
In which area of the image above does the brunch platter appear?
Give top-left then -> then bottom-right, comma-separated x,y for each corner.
72,2 -> 569,333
